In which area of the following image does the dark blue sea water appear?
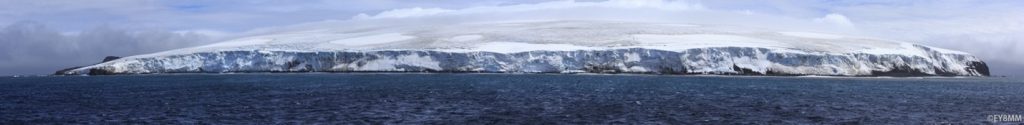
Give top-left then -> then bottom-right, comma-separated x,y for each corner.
1,74 -> 1022,124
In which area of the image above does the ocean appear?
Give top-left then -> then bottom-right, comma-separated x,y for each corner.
1,74 -> 1022,124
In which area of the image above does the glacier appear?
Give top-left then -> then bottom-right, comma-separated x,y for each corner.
56,21 -> 989,76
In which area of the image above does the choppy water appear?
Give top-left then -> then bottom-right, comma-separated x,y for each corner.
1,74 -> 1022,124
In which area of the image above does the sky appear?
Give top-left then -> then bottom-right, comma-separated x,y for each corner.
1,0 -> 1022,77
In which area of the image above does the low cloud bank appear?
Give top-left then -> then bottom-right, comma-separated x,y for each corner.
259,0 -> 858,41
0,21 -> 216,75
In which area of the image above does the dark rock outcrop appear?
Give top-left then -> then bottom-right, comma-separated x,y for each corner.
102,56 -> 122,62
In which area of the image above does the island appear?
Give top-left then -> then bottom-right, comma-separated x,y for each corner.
56,20 -> 989,77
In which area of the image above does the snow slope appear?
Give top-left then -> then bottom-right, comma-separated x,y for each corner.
57,21 -> 990,76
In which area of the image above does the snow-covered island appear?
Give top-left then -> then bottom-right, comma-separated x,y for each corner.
56,21 -> 989,76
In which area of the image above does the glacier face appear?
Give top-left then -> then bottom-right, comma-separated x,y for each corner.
56,21 -> 990,76
59,47 -> 989,76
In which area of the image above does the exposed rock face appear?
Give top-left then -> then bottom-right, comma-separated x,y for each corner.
53,56 -> 121,75
57,47 -> 988,76
967,61 -> 990,76
102,56 -> 122,63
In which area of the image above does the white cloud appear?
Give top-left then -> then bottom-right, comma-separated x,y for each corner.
813,13 -> 855,29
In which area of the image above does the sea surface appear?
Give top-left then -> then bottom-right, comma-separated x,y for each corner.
1,74 -> 1022,124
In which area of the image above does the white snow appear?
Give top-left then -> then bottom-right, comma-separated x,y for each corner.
347,53 -> 441,71
197,38 -> 274,49
855,43 -> 929,58
778,32 -> 845,39
926,46 -> 971,54
450,35 -> 484,42
448,42 -> 597,53
121,20 -> 962,59
659,24 -> 700,27
329,33 -> 415,46
631,34 -> 788,50
624,53 -> 642,62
